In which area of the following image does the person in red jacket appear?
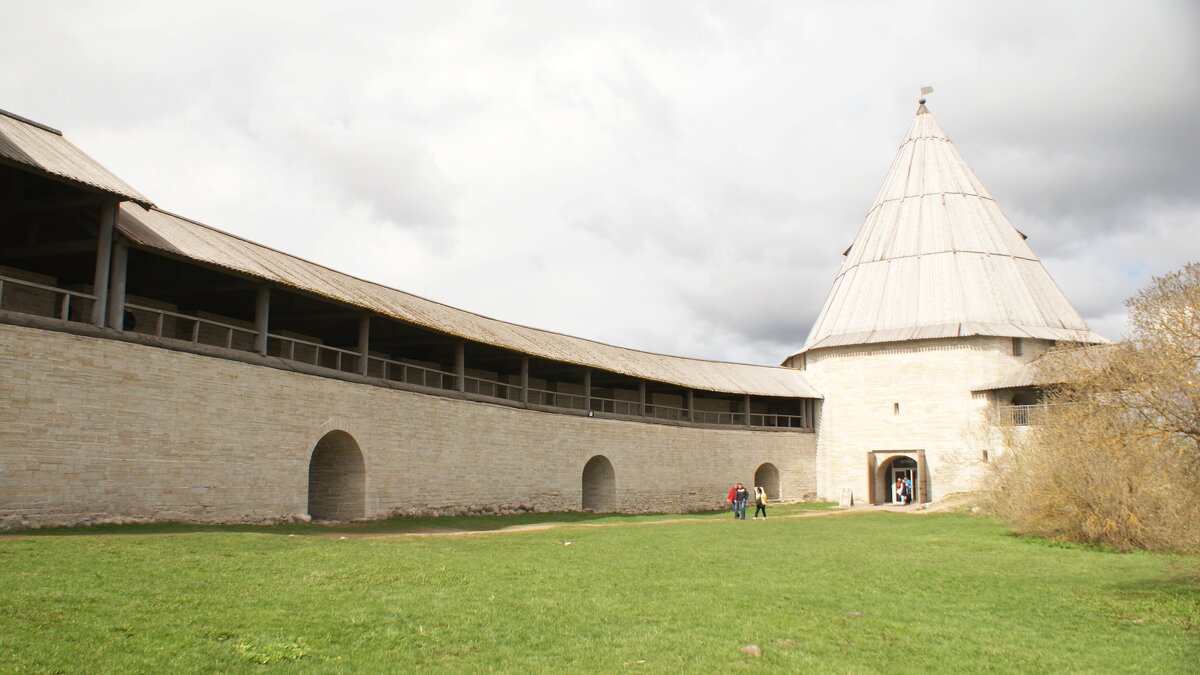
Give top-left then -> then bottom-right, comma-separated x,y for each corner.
728,483 -> 749,519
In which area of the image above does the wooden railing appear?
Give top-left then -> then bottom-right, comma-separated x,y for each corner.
3,273 -> 814,431
592,396 -> 641,417
995,404 -> 1059,426
268,333 -> 360,374
0,273 -> 95,322
463,374 -> 523,400
528,388 -> 586,410
750,413 -> 808,428
370,356 -> 457,390
124,301 -> 258,351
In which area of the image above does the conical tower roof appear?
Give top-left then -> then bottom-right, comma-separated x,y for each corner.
793,101 -> 1108,356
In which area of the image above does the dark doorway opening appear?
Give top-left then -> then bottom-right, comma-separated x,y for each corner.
754,462 -> 781,500
581,455 -> 616,512
308,430 -> 366,520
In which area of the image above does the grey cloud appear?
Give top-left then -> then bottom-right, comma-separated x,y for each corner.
4,0 -> 1197,367
265,118 -> 459,232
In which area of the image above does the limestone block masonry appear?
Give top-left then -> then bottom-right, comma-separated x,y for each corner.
802,336 -> 1048,503
0,324 -> 816,528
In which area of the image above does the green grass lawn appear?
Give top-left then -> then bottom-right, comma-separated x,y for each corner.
1,509 -> 1196,673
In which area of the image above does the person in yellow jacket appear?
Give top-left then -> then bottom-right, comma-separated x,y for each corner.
752,486 -> 768,519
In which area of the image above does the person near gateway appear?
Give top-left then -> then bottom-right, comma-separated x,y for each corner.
895,478 -> 905,505
731,483 -> 749,520
904,476 -> 913,504
752,486 -> 768,520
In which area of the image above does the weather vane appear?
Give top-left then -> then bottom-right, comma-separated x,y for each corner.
919,86 -> 934,104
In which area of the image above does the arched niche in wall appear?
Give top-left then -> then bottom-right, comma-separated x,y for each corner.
754,462 -> 781,500
581,455 -> 617,512
308,430 -> 366,521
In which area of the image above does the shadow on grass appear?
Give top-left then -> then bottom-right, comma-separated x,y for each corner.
2,502 -> 838,538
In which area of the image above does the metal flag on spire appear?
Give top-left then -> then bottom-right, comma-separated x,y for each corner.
920,86 -> 934,96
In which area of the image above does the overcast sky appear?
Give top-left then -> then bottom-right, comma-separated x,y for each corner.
3,1 -> 1198,365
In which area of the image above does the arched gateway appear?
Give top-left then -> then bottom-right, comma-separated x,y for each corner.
307,430 -> 366,521
581,455 -> 617,512
879,455 -> 919,505
754,462 -> 781,500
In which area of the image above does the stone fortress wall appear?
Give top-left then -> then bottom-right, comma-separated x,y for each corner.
0,323 -> 816,529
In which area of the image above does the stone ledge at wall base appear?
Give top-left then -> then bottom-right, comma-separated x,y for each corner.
0,514 -> 160,531
1,516 -> 37,531
381,502 -> 734,519
0,498 -> 812,531
0,500 -> 736,531
384,504 -> 542,519
0,512 -> 304,531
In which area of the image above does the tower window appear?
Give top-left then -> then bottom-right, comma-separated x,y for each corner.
893,402 -> 900,415
1012,338 -> 1024,356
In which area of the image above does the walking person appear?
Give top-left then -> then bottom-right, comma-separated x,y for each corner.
752,486 -> 768,519
894,478 -> 905,505
726,484 -> 738,518
732,483 -> 749,520
903,476 -> 913,505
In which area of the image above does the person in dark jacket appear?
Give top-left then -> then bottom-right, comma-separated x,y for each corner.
732,483 -> 749,519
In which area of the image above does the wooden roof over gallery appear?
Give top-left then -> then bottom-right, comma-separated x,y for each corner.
116,205 -> 820,397
0,109 -> 152,209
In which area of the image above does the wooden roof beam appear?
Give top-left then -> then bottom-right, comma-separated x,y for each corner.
0,194 -> 105,216
0,238 -> 97,261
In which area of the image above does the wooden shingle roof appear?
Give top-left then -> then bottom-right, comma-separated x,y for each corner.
118,205 -> 822,398
793,102 -> 1108,357
0,109 -> 152,208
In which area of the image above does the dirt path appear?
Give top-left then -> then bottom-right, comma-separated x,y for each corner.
320,509 -> 843,538
2,496 -> 979,540
310,499 -> 976,539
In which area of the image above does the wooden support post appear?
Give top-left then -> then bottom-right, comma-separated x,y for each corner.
357,314 -> 371,376
520,356 -> 529,403
455,341 -> 466,392
917,450 -> 930,504
867,452 -> 877,505
90,201 -> 116,327
106,239 -> 128,330
744,394 -> 752,426
638,381 -> 646,417
686,390 -> 695,423
583,369 -> 592,412
254,285 -> 270,355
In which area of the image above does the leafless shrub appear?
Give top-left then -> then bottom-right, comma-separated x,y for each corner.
989,263 -> 1200,553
